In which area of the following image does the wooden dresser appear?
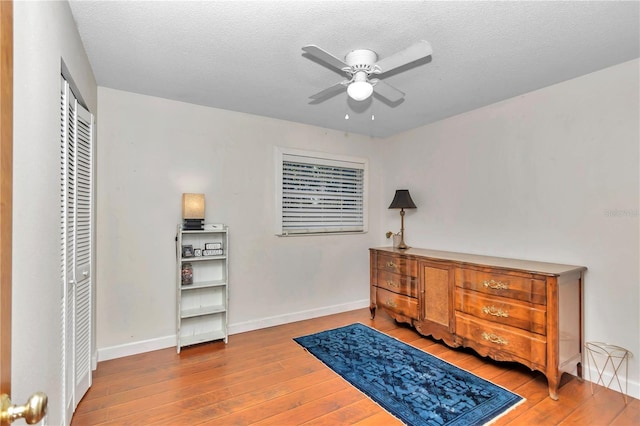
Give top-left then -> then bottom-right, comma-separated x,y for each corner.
369,247 -> 586,400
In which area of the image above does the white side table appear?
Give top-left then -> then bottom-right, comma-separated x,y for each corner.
584,341 -> 632,404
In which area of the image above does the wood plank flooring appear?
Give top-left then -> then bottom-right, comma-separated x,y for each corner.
72,309 -> 639,425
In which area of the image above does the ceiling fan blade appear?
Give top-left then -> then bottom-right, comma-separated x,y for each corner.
374,40 -> 433,74
309,81 -> 347,101
302,45 -> 350,71
373,80 -> 405,103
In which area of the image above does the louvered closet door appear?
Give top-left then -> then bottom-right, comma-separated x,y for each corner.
61,77 -> 75,421
73,100 -> 92,407
60,78 -> 93,420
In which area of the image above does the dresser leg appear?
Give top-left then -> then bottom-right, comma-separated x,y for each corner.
548,377 -> 560,401
576,361 -> 583,381
370,306 -> 376,319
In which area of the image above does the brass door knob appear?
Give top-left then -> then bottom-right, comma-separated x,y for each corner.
0,392 -> 47,424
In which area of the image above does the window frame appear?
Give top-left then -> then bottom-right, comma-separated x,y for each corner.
275,147 -> 368,236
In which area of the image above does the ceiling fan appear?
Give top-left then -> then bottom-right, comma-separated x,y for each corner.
302,40 -> 433,103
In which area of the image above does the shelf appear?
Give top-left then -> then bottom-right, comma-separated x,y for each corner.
180,330 -> 227,347
181,255 -> 226,262
177,224 -> 228,352
181,279 -> 227,291
180,304 -> 226,319
181,228 -> 227,234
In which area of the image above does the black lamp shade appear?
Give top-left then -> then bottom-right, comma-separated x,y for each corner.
388,189 -> 417,209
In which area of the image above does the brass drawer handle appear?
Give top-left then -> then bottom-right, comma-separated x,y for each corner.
386,280 -> 399,288
482,305 -> 509,318
483,279 -> 509,290
385,299 -> 397,308
481,332 -> 509,345
386,261 -> 397,269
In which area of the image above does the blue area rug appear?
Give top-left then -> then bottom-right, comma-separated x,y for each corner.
294,323 -> 523,426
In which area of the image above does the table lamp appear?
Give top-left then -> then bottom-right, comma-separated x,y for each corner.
388,189 -> 417,250
182,193 -> 205,230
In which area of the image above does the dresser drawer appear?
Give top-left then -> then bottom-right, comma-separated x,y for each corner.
376,287 -> 419,320
455,268 -> 546,304
455,288 -> 546,335
376,270 -> 418,297
455,312 -> 546,368
377,254 -> 418,277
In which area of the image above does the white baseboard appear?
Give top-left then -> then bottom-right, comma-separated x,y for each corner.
228,299 -> 370,335
97,335 -> 176,362
583,364 -> 639,400
96,299 -> 370,362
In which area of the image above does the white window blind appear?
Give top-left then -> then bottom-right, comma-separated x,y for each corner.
276,148 -> 368,235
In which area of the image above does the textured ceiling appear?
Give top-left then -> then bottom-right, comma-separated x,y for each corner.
68,1 -> 640,139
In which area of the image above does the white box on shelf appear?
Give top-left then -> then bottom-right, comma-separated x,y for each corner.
204,223 -> 224,230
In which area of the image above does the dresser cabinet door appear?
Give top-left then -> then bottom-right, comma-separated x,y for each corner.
421,261 -> 453,329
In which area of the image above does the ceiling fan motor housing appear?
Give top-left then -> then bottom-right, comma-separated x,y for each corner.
345,49 -> 378,73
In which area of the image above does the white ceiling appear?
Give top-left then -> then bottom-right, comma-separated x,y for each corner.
68,1 -> 640,139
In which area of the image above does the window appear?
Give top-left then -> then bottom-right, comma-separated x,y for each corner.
276,147 -> 368,235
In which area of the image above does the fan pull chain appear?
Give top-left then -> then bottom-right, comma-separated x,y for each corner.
371,96 -> 376,121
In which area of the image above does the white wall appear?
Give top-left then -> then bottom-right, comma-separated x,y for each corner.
13,1 -> 97,424
380,59 -> 640,398
95,88 -> 383,358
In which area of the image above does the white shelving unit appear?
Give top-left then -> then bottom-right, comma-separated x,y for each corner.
176,225 -> 228,353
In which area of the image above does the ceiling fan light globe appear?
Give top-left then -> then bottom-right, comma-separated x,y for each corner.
347,81 -> 373,101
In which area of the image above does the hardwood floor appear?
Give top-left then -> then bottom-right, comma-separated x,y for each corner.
72,308 -> 639,425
